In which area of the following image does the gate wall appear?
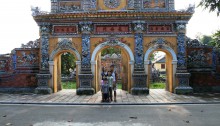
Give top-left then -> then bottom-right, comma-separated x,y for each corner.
187,39 -> 220,92
0,48 -> 39,93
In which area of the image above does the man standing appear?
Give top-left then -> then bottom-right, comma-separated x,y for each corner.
110,65 -> 117,102
107,71 -> 113,102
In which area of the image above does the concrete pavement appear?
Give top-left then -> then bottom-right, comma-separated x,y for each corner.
0,89 -> 220,105
0,104 -> 220,126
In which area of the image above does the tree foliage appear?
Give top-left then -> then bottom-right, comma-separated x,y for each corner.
61,52 -> 76,75
199,0 -> 220,16
195,31 -> 220,48
210,30 -> 220,48
200,35 -> 213,45
101,47 -> 121,56
149,51 -> 159,61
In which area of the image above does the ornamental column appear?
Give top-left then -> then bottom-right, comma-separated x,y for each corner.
175,21 -> 193,94
131,21 -> 149,95
77,21 -> 94,95
35,23 -> 52,94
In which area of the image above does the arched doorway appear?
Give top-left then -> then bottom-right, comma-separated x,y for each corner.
91,39 -> 134,93
49,39 -> 81,93
144,44 -> 177,93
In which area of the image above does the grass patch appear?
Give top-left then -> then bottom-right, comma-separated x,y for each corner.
117,83 -> 122,89
150,82 -> 166,89
62,81 -> 76,89
61,81 -> 123,90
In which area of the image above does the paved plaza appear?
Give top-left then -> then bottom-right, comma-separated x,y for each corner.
0,89 -> 220,105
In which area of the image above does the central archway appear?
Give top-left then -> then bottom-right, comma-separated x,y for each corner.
91,39 -> 135,93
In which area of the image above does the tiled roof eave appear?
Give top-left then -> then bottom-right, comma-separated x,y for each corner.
33,11 -> 193,21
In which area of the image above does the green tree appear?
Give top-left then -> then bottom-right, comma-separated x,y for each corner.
199,0 -> 220,16
101,47 -> 121,56
200,35 -> 213,45
149,51 -> 159,61
61,52 -> 76,75
210,30 -> 220,48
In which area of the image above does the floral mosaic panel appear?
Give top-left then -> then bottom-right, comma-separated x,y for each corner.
17,51 -> 39,66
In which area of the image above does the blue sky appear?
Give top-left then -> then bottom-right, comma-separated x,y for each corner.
0,0 -> 219,54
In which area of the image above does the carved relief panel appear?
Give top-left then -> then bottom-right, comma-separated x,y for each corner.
104,0 -> 121,9
58,0 -> 82,12
16,50 -> 39,67
187,39 -> 213,69
143,0 -> 166,8
83,0 -> 97,10
0,60 -> 7,71
98,0 -> 126,10
55,0 -> 169,11
187,48 -> 213,68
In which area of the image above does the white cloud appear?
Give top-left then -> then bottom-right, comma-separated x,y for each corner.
0,0 -> 219,54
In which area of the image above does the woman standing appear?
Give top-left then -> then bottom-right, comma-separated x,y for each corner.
101,67 -> 108,102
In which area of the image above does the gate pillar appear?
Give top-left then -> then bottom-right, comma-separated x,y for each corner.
35,23 -> 52,94
77,22 -> 94,95
131,21 -> 149,95
175,21 -> 193,94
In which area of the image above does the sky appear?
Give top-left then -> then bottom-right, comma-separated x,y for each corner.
0,0 -> 219,54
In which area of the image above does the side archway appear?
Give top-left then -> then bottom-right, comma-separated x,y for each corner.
144,38 -> 177,93
91,38 -> 135,92
49,38 -> 81,93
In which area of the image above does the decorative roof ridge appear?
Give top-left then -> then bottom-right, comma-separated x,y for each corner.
32,9 -> 194,17
33,10 -> 193,18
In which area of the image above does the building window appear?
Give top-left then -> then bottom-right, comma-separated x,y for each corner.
161,64 -> 165,69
